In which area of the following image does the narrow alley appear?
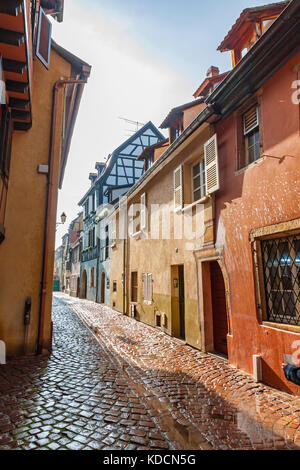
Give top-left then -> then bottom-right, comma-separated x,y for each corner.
1,294 -> 300,451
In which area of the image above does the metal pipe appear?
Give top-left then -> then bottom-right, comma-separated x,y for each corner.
37,77 -> 87,355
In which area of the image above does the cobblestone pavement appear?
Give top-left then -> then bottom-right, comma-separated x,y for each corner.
0,296 -> 172,450
1,294 -> 300,450
66,294 -> 300,451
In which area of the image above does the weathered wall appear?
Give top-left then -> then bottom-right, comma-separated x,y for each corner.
0,50 -> 71,356
81,259 -> 97,302
215,50 -> 300,394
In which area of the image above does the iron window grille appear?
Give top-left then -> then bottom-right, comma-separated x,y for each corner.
261,235 -> 300,325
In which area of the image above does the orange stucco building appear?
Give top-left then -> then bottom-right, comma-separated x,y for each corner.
0,1 -> 91,357
108,0 -> 300,395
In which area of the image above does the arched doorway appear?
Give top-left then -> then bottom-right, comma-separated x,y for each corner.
100,271 -> 105,304
210,261 -> 229,356
81,270 -> 87,299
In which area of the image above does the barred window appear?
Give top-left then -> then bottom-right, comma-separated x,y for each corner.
261,235 -> 300,325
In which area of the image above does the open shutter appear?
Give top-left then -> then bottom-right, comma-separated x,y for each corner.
174,165 -> 183,210
147,274 -> 152,304
36,7 -> 52,69
204,134 -> 219,195
243,106 -> 258,135
142,274 -> 147,303
140,193 -> 147,231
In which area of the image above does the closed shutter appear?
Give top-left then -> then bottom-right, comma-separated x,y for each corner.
243,106 -> 258,135
204,134 -> 220,195
174,165 -> 183,210
140,193 -> 147,231
36,7 -> 52,69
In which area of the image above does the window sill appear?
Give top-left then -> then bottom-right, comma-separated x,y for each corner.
235,156 -> 265,176
181,196 -> 210,213
262,321 -> 300,335
143,301 -> 152,306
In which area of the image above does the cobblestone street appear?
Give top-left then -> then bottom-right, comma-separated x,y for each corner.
1,294 -> 300,450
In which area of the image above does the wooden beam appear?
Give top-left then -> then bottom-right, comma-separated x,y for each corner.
6,80 -> 28,94
3,59 -> 27,74
0,29 -> 25,47
0,1 -> 23,16
14,121 -> 31,131
9,97 -> 30,110
11,110 -> 30,121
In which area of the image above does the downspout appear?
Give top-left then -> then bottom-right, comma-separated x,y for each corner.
37,77 -> 87,355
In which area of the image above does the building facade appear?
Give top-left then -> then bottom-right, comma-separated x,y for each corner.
0,1 -> 91,356
78,122 -> 165,303
109,0 -> 300,396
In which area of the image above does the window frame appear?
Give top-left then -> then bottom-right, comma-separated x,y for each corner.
252,223 -> 300,333
191,159 -> 206,203
236,100 -> 263,171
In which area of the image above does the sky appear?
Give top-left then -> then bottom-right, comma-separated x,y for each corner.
54,0 -> 277,245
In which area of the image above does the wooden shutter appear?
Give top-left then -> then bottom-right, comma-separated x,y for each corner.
204,134 -> 220,195
36,7 -> 52,69
147,274 -> 152,304
140,193 -> 147,231
243,106 -> 258,135
142,274 -> 147,303
174,165 -> 183,210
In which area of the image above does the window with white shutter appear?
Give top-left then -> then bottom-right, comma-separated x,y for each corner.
143,273 -> 152,305
244,107 -> 259,135
36,7 -> 52,69
204,134 -> 220,195
174,165 -> 183,210
140,193 -> 147,231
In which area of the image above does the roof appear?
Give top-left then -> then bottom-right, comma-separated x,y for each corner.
121,0 -> 300,204
41,0 -> 64,23
78,121 -> 165,205
193,72 -> 230,99
51,41 -> 92,189
218,1 -> 290,51
52,40 -> 91,73
160,98 -> 205,129
137,139 -> 169,161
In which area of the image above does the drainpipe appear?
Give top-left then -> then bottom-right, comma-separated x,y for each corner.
37,77 -> 87,355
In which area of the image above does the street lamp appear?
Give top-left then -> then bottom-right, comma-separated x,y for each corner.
56,212 -> 67,226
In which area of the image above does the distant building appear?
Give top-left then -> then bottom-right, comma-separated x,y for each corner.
78,122 -> 164,303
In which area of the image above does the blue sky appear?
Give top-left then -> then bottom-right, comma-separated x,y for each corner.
54,0 -> 278,244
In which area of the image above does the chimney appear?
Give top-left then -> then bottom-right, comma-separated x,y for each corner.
95,162 -> 105,176
89,173 -> 97,186
206,66 -> 220,78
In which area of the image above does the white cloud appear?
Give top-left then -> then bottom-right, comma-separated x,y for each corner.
54,0 -> 193,245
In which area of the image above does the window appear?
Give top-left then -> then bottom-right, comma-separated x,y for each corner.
91,267 -> 95,288
131,272 -> 138,303
192,160 -> 206,202
143,273 -> 153,305
36,7 -> 52,69
84,200 -> 89,218
243,106 -> 260,165
259,235 -> 300,326
113,281 -> 117,293
105,225 -> 109,259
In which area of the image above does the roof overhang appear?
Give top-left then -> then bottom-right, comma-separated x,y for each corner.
208,0 -> 300,119
41,0 -> 64,23
0,0 -> 33,130
218,1 -> 290,51
160,98 -> 204,129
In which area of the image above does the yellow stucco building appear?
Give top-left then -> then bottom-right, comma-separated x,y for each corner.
0,1 -> 91,357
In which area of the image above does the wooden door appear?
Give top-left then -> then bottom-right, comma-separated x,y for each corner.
210,261 -> 228,356
178,265 -> 185,340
